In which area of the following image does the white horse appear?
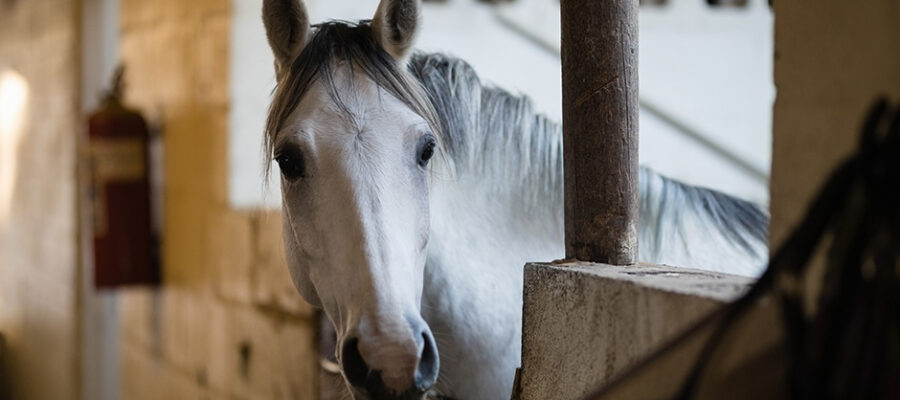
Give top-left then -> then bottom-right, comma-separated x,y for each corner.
261,1 -> 768,399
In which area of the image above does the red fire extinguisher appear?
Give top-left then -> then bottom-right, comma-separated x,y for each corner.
87,66 -> 158,287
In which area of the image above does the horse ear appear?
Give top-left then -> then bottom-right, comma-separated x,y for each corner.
263,0 -> 310,76
372,0 -> 421,62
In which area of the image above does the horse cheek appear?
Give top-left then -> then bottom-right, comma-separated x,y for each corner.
282,213 -> 322,307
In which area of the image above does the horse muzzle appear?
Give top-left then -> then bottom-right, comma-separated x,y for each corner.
341,318 -> 440,400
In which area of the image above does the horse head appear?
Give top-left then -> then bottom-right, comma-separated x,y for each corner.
262,1 -> 441,398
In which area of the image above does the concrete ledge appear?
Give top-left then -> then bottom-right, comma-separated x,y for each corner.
586,294 -> 786,400
517,262 -> 753,400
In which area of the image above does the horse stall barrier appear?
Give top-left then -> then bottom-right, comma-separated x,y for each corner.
516,0 -> 760,398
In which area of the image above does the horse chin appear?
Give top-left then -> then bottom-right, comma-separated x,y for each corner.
423,390 -> 454,400
349,387 -> 434,400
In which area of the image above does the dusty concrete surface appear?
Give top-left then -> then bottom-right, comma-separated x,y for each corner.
588,293 -> 787,400
0,1 -> 81,399
518,262 -> 752,400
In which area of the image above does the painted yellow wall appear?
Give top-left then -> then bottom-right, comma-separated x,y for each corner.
0,1 -> 82,399
116,0 -> 318,398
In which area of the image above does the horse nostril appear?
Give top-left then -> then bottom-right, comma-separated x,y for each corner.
341,337 -> 369,388
343,329 -> 439,395
414,330 -> 440,391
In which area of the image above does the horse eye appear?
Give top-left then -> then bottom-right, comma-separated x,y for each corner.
275,149 -> 305,180
418,137 -> 436,167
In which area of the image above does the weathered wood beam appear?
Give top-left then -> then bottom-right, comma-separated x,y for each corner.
561,0 -> 639,265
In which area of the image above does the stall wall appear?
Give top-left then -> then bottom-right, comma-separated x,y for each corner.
771,0 -> 900,247
0,1 -> 82,399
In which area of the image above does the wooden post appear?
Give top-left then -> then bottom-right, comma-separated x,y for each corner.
561,0 -> 639,265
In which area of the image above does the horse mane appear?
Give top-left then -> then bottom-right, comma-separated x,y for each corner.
264,19 -> 768,267
408,53 -> 767,262
408,53 -> 564,203
638,169 -> 769,262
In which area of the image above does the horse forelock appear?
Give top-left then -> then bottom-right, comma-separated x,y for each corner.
264,20 -> 441,178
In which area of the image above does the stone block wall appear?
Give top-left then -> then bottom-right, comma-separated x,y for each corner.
0,1 -> 82,399
116,0 -> 319,398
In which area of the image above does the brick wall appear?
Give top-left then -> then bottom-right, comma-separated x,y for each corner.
0,0 -> 81,399
116,1 -> 318,398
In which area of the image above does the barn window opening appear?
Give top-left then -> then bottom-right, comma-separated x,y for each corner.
494,0 -> 774,205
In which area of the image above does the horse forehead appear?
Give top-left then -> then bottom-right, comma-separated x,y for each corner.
295,71 -> 422,137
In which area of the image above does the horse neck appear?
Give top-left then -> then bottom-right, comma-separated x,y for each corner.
414,54 -> 767,282
423,86 -> 767,278
427,81 -> 566,258
420,73 -> 566,395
